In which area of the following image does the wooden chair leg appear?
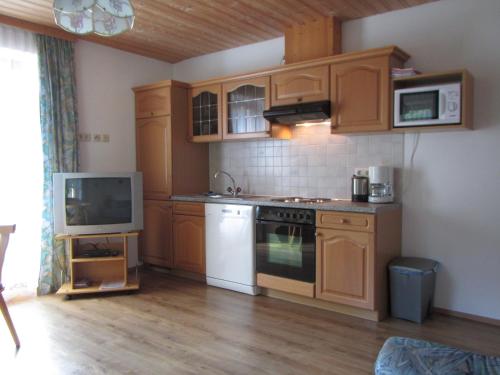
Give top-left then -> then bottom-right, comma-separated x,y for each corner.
0,293 -> 20,348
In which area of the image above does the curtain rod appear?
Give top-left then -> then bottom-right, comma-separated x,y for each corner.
0,14 -> 77,42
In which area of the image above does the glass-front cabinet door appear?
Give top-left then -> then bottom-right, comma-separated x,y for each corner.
222,76 -> 271,140
189,84 -> 222,142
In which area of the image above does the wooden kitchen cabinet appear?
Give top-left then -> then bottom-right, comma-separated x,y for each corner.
136,116 -> 172,200
330,52 -> 405,133
141,200 -> 173,267
271,65 -> 329,106
189,84 -> 223,142
315,209 -> 401,320
134,81 -> 208,200
222,76 -> 271,140
316,227 -> 375,309
173,204 -> 205,275
135,86 -> 171,119
133,81 -> 209,268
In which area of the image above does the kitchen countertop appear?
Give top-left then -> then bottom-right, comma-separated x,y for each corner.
170,194 -> 400,214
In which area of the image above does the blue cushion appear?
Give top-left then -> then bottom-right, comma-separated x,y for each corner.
375,337 -> 500,375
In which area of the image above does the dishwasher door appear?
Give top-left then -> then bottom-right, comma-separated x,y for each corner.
205,203 -> 258,295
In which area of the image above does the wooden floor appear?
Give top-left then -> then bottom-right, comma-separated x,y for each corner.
2,269 -> 500,374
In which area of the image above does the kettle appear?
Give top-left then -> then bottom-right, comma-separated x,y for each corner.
351,175 -> 369,202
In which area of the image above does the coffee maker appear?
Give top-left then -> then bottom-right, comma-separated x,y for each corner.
368,166 -> 394,203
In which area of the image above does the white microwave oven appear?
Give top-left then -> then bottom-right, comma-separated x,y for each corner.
394,83 -> 461,127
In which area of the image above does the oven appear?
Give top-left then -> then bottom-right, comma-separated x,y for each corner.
256,206 -> 315,283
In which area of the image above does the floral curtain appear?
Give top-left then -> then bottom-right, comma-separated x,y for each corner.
36,35 -> 79,295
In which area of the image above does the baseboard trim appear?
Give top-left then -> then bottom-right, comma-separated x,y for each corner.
434,307 -> 500,327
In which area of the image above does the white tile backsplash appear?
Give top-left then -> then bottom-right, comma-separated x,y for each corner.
210,125 -> 404,199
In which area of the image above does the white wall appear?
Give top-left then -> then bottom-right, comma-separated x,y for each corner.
75,41 -> 173,172
172,0 -> 500,320
173,37 -> 284,82
75,41 -> 172,266
343,0 -> 500,321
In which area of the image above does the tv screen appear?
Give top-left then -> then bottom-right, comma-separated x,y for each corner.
65,177 -> 132,226
53,172 -> 143,235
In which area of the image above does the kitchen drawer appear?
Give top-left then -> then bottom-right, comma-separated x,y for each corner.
173,202 -> 205,216
316,211 -> 374,232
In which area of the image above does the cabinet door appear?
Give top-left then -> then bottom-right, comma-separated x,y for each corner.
141,200 -> 173,267
136,116 -> 172,200
330,56 -> 389,133
135,86 -> 171,119
173,215 -> 205,274
271,65 -> 329,106
222,76 -> 271,140
189,84 -> 222,142
316,228 -> 375,309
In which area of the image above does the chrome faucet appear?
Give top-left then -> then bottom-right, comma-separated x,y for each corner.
214,170 -> 241,196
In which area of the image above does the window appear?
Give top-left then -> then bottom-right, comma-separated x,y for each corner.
0,25 -> 42,299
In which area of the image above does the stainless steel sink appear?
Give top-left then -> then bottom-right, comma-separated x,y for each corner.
204,194 -> 242,200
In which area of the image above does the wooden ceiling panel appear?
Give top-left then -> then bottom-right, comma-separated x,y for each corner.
0,0 -> 438,63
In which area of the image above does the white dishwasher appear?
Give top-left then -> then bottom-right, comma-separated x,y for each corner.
205,203 -> 259,295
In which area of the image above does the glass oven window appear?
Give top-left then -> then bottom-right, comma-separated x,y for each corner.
400,91 -> 439,121
267,227 -> 303,268
256,221 -> 315,282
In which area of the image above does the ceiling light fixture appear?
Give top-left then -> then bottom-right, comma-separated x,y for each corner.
53,0 -> 135,37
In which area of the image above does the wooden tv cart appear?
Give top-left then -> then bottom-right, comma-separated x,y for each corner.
56,231 -> 140,298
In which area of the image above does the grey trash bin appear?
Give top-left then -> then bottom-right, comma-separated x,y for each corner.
389,257 -> 439,323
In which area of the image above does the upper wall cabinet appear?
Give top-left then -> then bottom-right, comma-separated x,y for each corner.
329,48 -> 409,134
188,84 -> 222,142
135,86 -> 171,119
222,76 -> 271,140
330,57 -> 390,133
271,65 -> 329,106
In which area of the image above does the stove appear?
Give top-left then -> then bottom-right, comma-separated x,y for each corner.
270,197 -> 333,204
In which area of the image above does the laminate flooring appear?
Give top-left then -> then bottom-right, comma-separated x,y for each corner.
2,269 -> 500,374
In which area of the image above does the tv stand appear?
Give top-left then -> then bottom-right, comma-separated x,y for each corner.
55,231 -> 140,297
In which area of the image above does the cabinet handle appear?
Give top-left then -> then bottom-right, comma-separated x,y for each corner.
297,97 -> 303,102
315,232 -> 322,237
150,111 -> 154,116
340,218 -> 349,224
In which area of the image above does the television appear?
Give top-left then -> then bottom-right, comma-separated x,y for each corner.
53,172 -> 143,235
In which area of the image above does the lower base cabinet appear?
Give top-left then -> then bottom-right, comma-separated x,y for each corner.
316,228 -> 374,309
315,209 -> 401,320
173,203 -> 205,275
141,200 -> 173,267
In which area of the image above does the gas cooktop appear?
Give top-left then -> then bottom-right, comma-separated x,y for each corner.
270,197 -> 333,204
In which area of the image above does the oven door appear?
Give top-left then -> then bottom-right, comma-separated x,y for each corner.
256,220 -> 315,282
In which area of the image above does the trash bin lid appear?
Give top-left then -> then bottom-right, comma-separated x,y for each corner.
389,257 -> 439,274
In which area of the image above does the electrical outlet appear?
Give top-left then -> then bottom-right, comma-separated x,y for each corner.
93,134 -> 102,142
78,133 -> 91,142
102,134 -> 110,143
354,168 -> 369,177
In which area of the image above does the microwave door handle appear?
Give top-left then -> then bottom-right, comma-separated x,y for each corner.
439,93 -> 447,117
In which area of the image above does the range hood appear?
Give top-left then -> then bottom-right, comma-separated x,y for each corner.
263,101 -> 331,125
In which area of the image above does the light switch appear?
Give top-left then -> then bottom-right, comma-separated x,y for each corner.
93,134 -> 102,142
102,134 -> 110,143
